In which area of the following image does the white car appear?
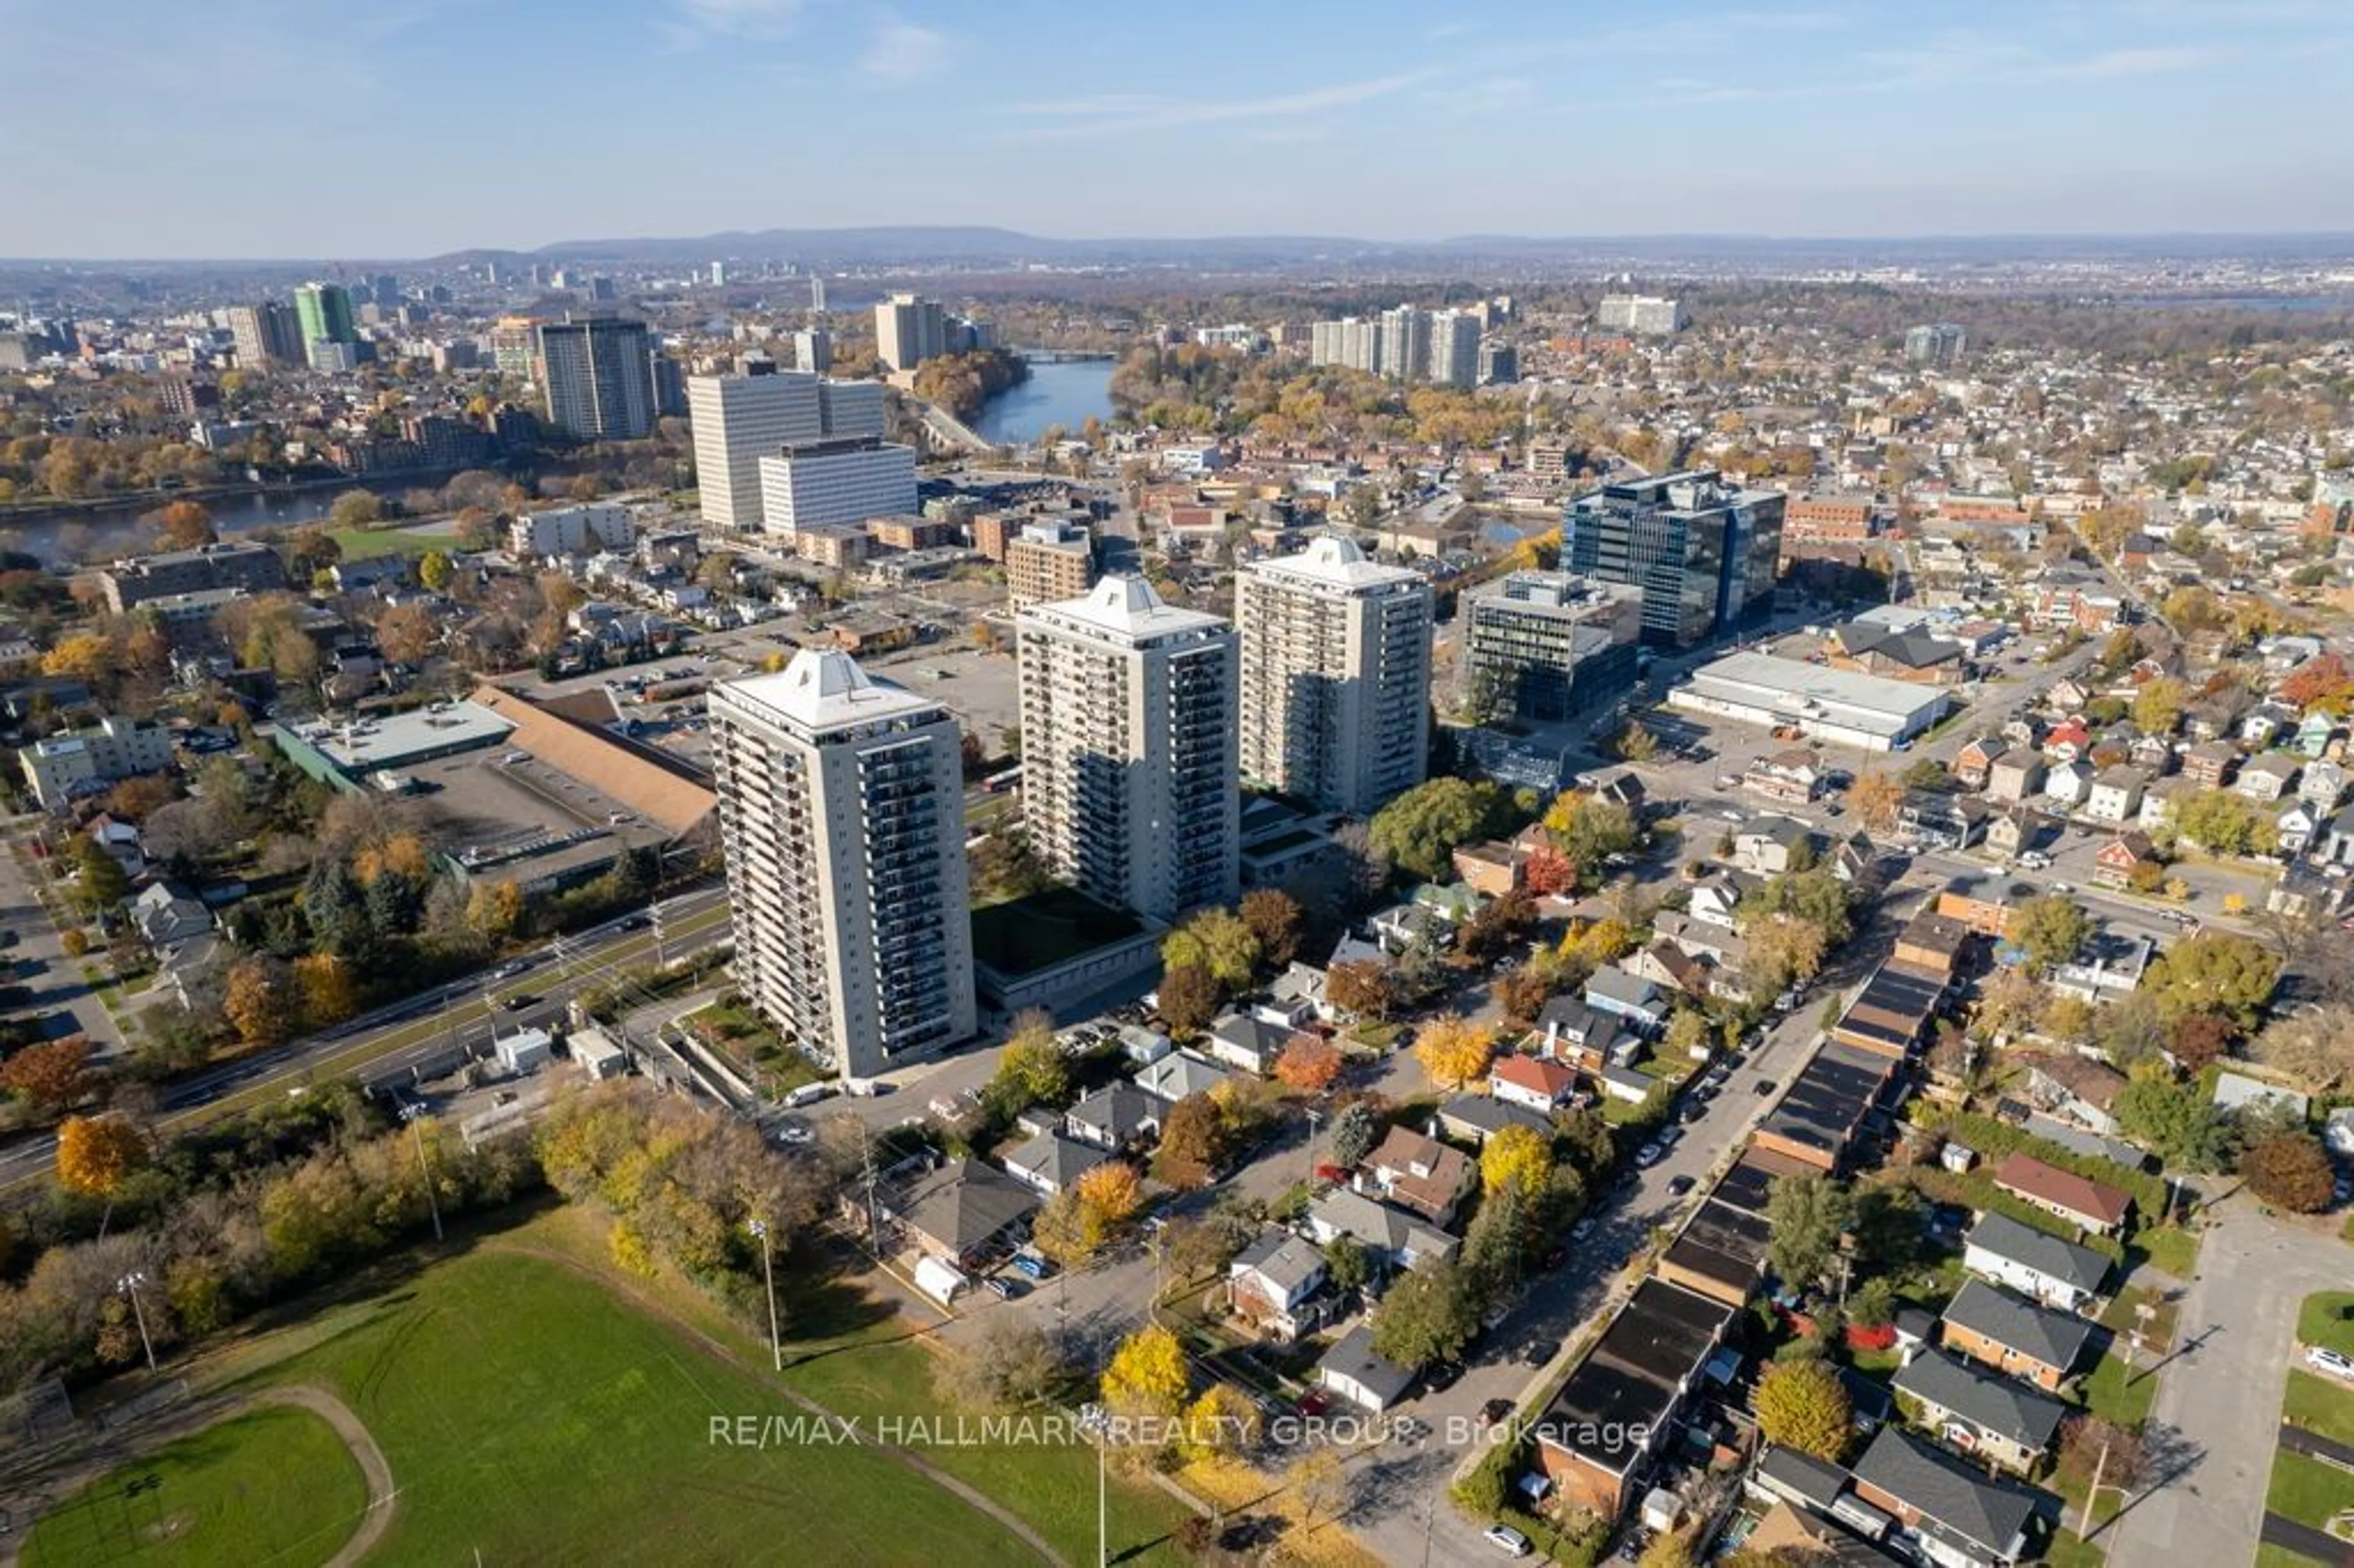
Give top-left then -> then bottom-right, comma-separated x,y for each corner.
1484,1526 -> 1533,1558
1634,1142 -> 1665,1168
2307,1346 -> 2354,1381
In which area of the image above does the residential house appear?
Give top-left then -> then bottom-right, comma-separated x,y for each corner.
1133,1051 -> 1233,1105
2213,1070 -> 2309,1123
2236,752 -> 2301,803
999,1131 -> 1109,1197
2047,677 -> 2091,712
1228,1231 -> 1330,1341
2269,864 -> 2353,921
1598,1064 -> 1656,1105
1585,968 -> 1669,1033
2179,740 -> 2237,789
85,816 -> 145,879
1849,1428 -> 2046,1568
1890,1349 -> 2068,1475
2040,759 -> 2092,810
2297,758 -> 2348,810
130,880 -> 213,948
1743,748 -> 1826,804
2021,1056 -> 2128,1138
1983,807 -> 2046,861
1316,1323 -> 1418,1411
1530,1278 -> 1734,1518
2041,717 -> 2091,762
1624,938 -> 1715,1003
2089,834 -> 2160,892
1304,1187 -> 1461,1273
1452,839 -> 1523,899
1490,1052 -> 1582,1113
1206,1012 -> 1296,1076
1939,1279 -> 2097,1391
1267,962 -> 1335,1022
1734,815 -> 1819,875
1991,1154 -> 2133,1237
1892,913 -> 1972,980
2322,804 -> 2354,869
2295,712 -> 2338,758
1436,1095 -> 1556,1147
1686,872 -> 1753,930
1960,1213 -> 2110,1312
1899,791 -> 1987,851
2276,800 -> 2322,858
1985,753 -> 2047,805
2049,926 -> 2153,1003
1064,1084 -> 1164,1152
1954,736 -> 2009,790
1357,1125 -> 1476,1225
885,1160 -> 1041,1268
2084,767 -> 2146,824
2127,732 -> 2176,775
1832,831 -> 1884,889
1535,995 -> 1635,1071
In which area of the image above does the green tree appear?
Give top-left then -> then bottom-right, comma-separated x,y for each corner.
2144,932 -> 2278,1028
1328,1101 -> 1381,1168
1369,777 -> 1515,883
1543,791 -> 1639,886
991,1014 -> 1070,1110
1323,1235 -> 1372,1293
1764,1173 -> 1855,1293
1369,1260 -> 1480,1369
1160,908 -> 1260,992
2012,894 -> 2092,976
2130,676 -> 2189,736
2113,1061 -> 2238,1171
328,490 -> 384,529
70,835 -> 132,914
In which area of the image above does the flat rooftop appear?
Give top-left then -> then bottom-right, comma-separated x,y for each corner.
407,745 -> 672,886
970,886 -> 1145,978
302,701 -> 515,772
1682,652 -> 1949,737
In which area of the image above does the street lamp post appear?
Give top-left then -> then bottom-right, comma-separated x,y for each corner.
749,1219 -> 781,1372
401,1104 -> 444,1243
117,1271 -> 156,1374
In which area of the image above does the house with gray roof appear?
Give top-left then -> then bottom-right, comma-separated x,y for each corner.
1584,967 -> 1667,1032
1850,1428 -> 2049,1568
2212,1070 -> 2309,1123
1891,1349 -> 2067,1474
1961,1213 -> 2109,1312
1064,1084 -> 1164,1152
1316,1323 -> 1418,1412
886,1160 -> 1042,1268
1228,1230 -> 1330,1341
999,1130 -> 1109,1197
1305,1187 -> 1461,1274
1938,1279 -> 2096,1391
1132,1049 -> 1234,1105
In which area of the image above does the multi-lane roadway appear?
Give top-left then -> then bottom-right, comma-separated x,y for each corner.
0,886 -> 733,1197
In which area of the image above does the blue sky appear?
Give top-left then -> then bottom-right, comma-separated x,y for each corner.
3,0 -> 2348,257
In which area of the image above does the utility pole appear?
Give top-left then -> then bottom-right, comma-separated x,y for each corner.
402,1104 -> 444,1243
2079,1433 -> 2112,1539
750,1218 -> 781,1372
1303,1105 -> 1322,1186
117,1272 -> 156,1374
1096,1434 -> 1107,1568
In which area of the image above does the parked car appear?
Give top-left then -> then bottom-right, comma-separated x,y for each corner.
1753,1078 -> 1778,1096
1665,1175 -> 1696,1198
984,1276 -> 1021,1301
1422,1360 -> 1465,1393
2308,1347 -> 2354,1381
1484,1526 -> 1533,1558
781,1082 -> 835,1109
1295,1389 -> 1330,1416
1634,1143 -> 1664,1168
1476,1398 -> 1516,1429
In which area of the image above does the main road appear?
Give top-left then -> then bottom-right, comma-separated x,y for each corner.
0,886 -> 733,1198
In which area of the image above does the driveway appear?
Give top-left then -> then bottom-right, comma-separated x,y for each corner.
2101,1197 -> 2354,1568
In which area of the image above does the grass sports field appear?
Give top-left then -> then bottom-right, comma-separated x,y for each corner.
24,1404 -> 367,1567
30,1208 -> 1192,1566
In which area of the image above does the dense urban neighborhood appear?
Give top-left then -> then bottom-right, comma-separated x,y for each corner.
2,205 -> 2354,1568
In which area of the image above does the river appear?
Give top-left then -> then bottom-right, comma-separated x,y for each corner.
1,481 -> 403,566
972,356 -> 1116,446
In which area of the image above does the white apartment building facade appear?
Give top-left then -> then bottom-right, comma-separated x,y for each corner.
755,438 -> 918,538
1597,294 -> 1686,337
1236,536 -> 1433,816
508,503 -> 634,558
688,369 -> 886,532
710,650 -> 977,1079
875,293 -> 947,371
20,716 -> 175,809
1016,577 -> 1240,922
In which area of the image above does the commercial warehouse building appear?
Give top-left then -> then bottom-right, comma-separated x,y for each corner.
1667,652 -> 1951,752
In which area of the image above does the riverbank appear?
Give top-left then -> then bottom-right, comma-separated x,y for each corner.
972,354 -> 1116,446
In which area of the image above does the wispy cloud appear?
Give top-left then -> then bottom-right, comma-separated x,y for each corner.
862,18 -> 954,82
1002,71 -> 1428,142
1861,32 -> 2211,87
2041,44 -> 2209,79
666,0 -> 804,41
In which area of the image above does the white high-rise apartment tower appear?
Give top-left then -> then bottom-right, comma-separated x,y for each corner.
1426,310 -> 1482,390
1236,536 -> 1433,816
875,292 -> 947,371
1016,577 -> 1240,923
710,650 -> 976,1081
688,367 -> 888,532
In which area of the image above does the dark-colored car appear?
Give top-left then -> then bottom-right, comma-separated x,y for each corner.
501,993 -> 540,1012
1753,1078 -> 1778,1096
617,913 -> 652,931
1422,1360 -> 1465,1393
1523,1339 -> 1559,1367
1665,1175 -> 1696,1198
1477,1398 -> 1516,1429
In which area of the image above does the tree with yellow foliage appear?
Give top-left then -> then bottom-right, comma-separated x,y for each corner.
223,956 -> 299,1046
56,1113 -> 148,1197
294,954 -> 360,1029
467,880 -> 524,938
41,632 -> 113,680
1563,917 -> 1634,967
1074,1160 -> 1145,1225
1101,1322 -> 1189,1421
1848,769 -> 1905,832
1179,1383 -> 1261,1460
1479,1122 -> 1554,1196
1412,1017 -> 1496,1090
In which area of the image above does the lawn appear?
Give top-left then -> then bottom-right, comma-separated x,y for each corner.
2299,1293 -> 2354,1358
2079,1352 -> 2157,1429
2267,1450 -> 2354,1533
2283,1372 -> 2354,1448
2098,1283 -> 2179,1353
329,523 -> 456,560
23,1404 -> 367,1568
2042,1525 -> 2107,1568
970,885 -> 1143,976
215,1246 -> 1042,1566
2128,1224 -> 2200,1281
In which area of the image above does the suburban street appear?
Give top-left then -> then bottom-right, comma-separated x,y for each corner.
0,831 -> 127,1061
2103,1198 -> 2354,1568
